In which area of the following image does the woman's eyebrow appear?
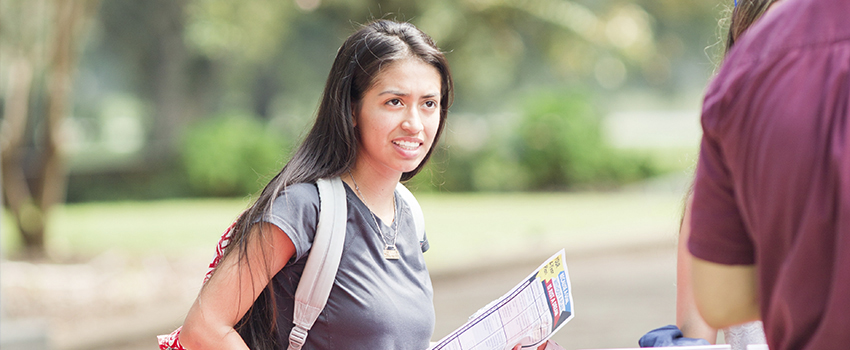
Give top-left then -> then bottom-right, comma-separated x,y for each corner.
378,89 -> 407,96
377,90 -> 439,98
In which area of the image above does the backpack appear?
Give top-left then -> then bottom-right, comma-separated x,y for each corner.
158,177 -> 425,350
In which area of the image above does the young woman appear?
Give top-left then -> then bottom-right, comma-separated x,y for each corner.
168,19 -> 559,350
177,20 -> 453,349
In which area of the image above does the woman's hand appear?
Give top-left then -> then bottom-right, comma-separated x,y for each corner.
511,341 -> 552,350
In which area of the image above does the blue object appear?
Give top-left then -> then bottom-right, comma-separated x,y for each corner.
639,325 -> 711,347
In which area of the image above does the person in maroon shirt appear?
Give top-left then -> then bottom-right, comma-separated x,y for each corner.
687,0 -> 850,349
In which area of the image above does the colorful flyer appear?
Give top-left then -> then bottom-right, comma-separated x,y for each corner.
430,249 -> 574,350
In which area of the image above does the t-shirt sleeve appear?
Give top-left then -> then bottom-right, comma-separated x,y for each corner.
688,133 -> 755,265
262,182 -> 320,263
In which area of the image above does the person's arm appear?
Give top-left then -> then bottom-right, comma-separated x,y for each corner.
687,130 -> 759,332
180,223 -> 296,349
676,196 -> 718,343
690,256 -> 759,330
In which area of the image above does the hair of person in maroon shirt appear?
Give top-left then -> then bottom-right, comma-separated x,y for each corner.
725,0 -> 781,55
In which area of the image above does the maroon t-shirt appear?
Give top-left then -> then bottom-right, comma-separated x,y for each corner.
688,0 -> 850,349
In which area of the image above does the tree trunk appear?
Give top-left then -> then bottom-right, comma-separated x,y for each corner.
1,55 -> 44,258
0,0 -> 100,259
150,0 -> 189,154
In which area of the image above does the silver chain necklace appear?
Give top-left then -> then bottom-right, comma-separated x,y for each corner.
348,170 -> 401,260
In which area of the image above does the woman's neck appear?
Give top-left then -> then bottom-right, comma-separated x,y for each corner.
343,166 -> 399,223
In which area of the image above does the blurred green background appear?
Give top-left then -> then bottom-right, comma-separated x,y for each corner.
1,0 -> 729,260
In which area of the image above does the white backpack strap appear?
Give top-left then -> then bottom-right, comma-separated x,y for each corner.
395,182 -> 426,243
288,177 -> 346,350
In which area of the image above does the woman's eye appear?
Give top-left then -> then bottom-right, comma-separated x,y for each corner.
424,100 -> 437,108
387,99 -> 402,106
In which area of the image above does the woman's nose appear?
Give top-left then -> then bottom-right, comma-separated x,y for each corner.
402,108 -> 424,133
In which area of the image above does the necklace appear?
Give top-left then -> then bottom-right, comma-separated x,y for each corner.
348,170 -> 401,260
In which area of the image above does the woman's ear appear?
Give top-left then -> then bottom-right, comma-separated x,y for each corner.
351,106 -> 358,128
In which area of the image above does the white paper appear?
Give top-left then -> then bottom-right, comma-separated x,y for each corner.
431,249 -> 574,350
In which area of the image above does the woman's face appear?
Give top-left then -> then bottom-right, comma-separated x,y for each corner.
354,58 -> 442,177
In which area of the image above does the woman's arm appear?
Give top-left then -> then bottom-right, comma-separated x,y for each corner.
676,196 -> 718,343
180,223 -> 296,350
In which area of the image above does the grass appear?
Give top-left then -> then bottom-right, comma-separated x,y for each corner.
417,191 -> 684,271
1,198 -> 252,259
1,191 -> 685,271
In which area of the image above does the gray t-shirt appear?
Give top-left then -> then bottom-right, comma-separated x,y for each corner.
262,182 -> 434,350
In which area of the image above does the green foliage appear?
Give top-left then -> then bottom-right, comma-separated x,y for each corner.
404,92 -> 660,193
518,91 -> 602,188
517,91 -> 658,190
470,149 -> 530,192
402,158 -> 445,193
185,0 -> 295,62
56,0 -> 723,201
447,138 -> 530,192
181,112 -> 288,197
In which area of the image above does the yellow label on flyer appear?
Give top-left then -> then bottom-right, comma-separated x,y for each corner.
537,254 -> 564,281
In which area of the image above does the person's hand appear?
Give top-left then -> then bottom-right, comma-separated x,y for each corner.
638,325 -> 711,347
511,341 -> 550,350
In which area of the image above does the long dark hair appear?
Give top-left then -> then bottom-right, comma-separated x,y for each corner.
216,19 -> 453,348
725,0 -> 778,55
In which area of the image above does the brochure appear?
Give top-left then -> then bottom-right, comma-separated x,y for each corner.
430,249 -> 574,350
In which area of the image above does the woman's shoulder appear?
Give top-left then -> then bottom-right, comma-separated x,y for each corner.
280,181 -> 319,198
271,182 -> 320,214
264,182 -> 321,261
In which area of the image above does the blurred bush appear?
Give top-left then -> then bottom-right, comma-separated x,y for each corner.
516,91 -> 659,190
181,112 -> 288,197
409,90 -> 660,193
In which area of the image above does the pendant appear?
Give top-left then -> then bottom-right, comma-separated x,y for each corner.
383,246 -> 400,260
